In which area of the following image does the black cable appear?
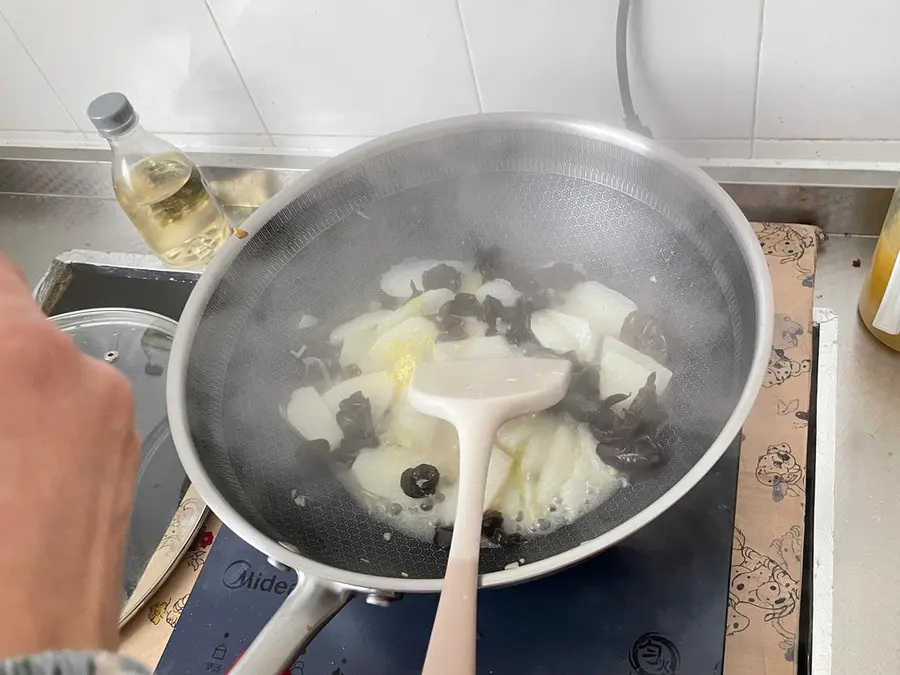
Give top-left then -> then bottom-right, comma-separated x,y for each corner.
616,0 -> 653,137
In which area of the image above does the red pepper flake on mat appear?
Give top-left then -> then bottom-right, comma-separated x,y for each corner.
191,530 -> 214,550
852,259 -> 861,267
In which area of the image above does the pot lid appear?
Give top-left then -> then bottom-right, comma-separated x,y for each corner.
48,308 -> 192,617
49,308 -> 175,441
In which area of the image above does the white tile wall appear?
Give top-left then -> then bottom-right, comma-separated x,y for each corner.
626,0 -> 763,141
461,0 -> 762,143
207,0 -> 480,136
3,0 -> 900,163
756,0 -> 900,140
0,13 -> 79,132
661,139 -> 753,161
0,0 -> 264,135
459,0 -> 622,123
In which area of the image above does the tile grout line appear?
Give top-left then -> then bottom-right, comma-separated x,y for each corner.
0,7 -> 88,142
755,138 -> 900,143
749,0 -> 767,158
455,0 -> 484,112
202,0 -> 275,145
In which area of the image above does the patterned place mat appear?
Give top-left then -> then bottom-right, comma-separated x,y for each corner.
724,222 -> 819,675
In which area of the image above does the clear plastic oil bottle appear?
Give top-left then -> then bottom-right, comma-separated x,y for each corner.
87,92 -> 230,268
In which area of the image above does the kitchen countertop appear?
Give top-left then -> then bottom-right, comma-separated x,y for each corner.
0,190 -> 891,675
812,234 -> 899,675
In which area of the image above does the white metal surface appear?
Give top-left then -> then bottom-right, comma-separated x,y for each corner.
813,307 -> 837,675
813,236 -> 898,675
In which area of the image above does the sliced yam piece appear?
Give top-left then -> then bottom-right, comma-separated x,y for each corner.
484,446 -> 514,510
463,317 -> 489,338
515,420 -> 558,522
329,309 -> 392,345
339,326 -> 380,373
536,421 -> 579,506
530,311 -> 575,354
378,289 -> 456,335
433,335 -> 517,362
370,316 -> 438,385
496,413 -> 557,459
417,288 -> 457,316
536,260 -> 587,276
598,336 -> 673,411
322,372 -> 396,424
475,278 -> 521,307
530,309 -> 598,361
380,259 -> 440,298
382,391 -> 458,468
559,424 -> 620,511
380,259 -> 483,298
548,312 -> 599,362
372,316 -> 438,352
432,419 -> 461,461
433,446 -> 513,521
350,445 -> 451,509
495,466 -> 549,526
456,262 -> 484,294
284,386 -> 343,448
491,483 -> 525,527
433,482 -> 459,522
516,415 -> 561,521
376,302 -> 420,335
382,393 -> 431,443
560,281 -> 638,338
519,419 -> 556,477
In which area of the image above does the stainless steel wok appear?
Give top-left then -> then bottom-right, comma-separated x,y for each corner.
167,113 -> 773,674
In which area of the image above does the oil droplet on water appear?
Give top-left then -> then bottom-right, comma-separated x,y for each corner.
114,152 -> 229,267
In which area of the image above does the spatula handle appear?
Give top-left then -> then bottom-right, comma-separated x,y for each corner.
421,423 -> 496,675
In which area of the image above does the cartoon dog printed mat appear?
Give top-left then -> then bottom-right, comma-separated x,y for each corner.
724,222 -> 818,675
119,515 -> 222,669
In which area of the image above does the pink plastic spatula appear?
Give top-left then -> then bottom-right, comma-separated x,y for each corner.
408,357 -> 572,675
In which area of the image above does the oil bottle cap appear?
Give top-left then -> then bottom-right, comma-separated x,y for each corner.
88,92 -> 139,138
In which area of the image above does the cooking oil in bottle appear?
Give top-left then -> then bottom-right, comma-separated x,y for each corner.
114,153 -> 229,266
860,195 -> 900,351
87,92 -> 230,267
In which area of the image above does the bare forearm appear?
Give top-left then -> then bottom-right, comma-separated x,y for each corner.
0,255 -> 140,662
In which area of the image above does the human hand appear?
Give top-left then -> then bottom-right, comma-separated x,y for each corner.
0,254 -> 140,659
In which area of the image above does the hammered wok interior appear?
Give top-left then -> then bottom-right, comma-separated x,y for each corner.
182,120 -> 762,581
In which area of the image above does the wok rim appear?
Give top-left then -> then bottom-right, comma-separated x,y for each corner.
167,112 -> 774,594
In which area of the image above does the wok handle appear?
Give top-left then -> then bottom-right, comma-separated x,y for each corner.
228,575 -> 351,675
